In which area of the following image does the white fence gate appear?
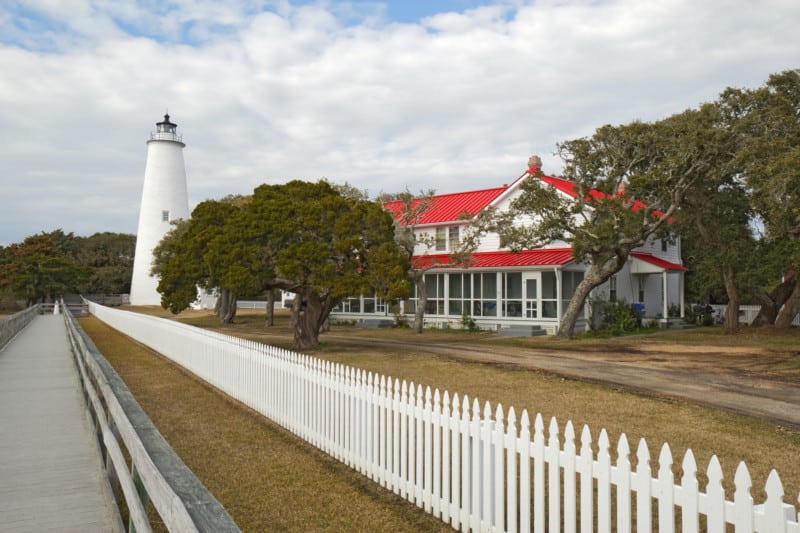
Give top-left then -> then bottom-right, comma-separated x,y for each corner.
87,303 -> 800,532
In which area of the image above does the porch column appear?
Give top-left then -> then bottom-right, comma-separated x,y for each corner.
555,268 -> 562,320
679,271 -> 685,318
662,271 -> 668,322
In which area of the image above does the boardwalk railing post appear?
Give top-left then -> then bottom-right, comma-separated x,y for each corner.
130,463 -> 151,533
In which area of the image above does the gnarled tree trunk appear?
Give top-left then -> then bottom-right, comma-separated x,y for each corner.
292,289 -> 337,349
412,273 -> 426,334
775,281 -> 800,329
558,255 -> 627,339
722,265 -> 740,333
752,278 -> 795,326
265,289 -> 275,327
214,288 -> 237,324
290,292 -> 301,329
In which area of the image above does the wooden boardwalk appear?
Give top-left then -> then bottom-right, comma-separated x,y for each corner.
0,315 -> 122,532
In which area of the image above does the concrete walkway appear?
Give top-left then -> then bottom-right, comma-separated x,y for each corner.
0,315 -> 121,532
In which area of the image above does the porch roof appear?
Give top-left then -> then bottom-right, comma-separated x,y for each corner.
412,248 -> 575,269
630,252 -> 688,272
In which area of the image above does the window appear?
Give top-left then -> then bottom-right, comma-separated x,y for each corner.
473,273 -> 497,316
449,226 -> 460,249
661,239 -> 668,252
503,272 -> 522,317
435,228 -> 447,251
541,271 -> 558,318
638,277 -> 646,303
448,274 -> 463,316
162,210 -> 170,222
425,273 -> 445,315
405,280 -> 417,314
336,297 -> 361,313
561,271 -> 584,315
609,275 -> 617,301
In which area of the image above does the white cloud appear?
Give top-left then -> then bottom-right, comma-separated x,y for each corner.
0,0 -> 798,245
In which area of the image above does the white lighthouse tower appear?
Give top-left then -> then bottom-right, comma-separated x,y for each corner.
129,113 -> 190,306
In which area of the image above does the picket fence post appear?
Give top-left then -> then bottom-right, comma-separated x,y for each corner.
635,439 -> 652,532
578,425 -> 593,533
734,462 -> 755,532
547,417 -> 561,533
506,406 -> 518,533
450,392 -> 462,531
597,429 -> 611,533
563,421 -> 576,533
616,434 -> 631,533
658,443 -> 676,533
460,395 -> 471,532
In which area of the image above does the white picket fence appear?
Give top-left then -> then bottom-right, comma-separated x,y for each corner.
87,302 -> 800,533
703,304 -> 800,326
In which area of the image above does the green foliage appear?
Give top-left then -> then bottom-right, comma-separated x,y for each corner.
677,69 -> 800,329
460,312 -> 479,332
601,300 -> 640,335
154,200 -> 245,314
487,110 -> 716,338
0,230 -> 89,305
0,286 -> 21,312
72,232 -> 136,294
683,304 -> 697,325
0,230 -> 136,303
155,180 -> 409,348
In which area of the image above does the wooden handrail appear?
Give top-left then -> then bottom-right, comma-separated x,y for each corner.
0,305 -> 40,349
63,306 -> 240,532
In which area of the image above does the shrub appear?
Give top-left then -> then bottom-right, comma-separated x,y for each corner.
460,312 -> 479,332
601,300 -> 639,335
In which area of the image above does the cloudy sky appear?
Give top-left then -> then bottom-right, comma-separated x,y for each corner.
1,0 -> 798,246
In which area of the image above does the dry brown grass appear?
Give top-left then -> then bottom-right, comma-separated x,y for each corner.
85,307 -> 800,528
80,317 -> 451,533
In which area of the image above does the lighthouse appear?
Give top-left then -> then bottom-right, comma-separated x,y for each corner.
129,113 -> 190,306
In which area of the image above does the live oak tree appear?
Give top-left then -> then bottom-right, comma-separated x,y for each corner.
241,180 -> 409,349
0,231 -> 87,306
729,70 -> 800,328
154,199 -> 246,322
657,70 -> 800,330
380,190 -> 437,334
491,110 -> 715,338
380,190 -> 483,334
72,232 -> 136,294
673,102 -> 754,333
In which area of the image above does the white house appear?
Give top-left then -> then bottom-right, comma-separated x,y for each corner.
332,162 -> 687,335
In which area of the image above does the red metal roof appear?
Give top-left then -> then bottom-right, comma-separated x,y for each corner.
413,248 -> 575,269
539,172 -> 672,221
385,167 -> 672,227
630,252 -> 687,271
384,186 -> 508,225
